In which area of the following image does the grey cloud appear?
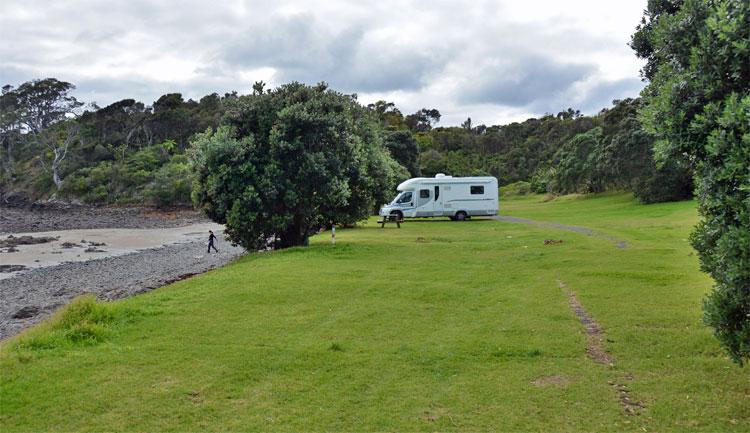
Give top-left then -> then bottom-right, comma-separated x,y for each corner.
577,77 -> 645,112
459,56 -> 596,108
0,65 -> 32,88
222,13 -> 445,93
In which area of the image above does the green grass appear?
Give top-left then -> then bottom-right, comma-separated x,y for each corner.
1,192 -> 748,432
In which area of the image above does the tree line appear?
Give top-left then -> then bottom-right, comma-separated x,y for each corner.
1,78 -> 693,208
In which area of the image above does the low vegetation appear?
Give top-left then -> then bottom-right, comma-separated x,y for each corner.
7,295 -> 144,353
2,193 -> 747,431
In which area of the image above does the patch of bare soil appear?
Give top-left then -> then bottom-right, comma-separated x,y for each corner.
560,281 -> 614,365
531,375 -> 571,387
558,280 -> 646,416
420,403 -> 457,425
609,376 -> 647,416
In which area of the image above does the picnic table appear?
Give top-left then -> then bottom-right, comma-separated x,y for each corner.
378,214 -> 404,228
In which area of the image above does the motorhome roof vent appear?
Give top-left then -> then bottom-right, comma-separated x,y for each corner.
435,173 -> 451,178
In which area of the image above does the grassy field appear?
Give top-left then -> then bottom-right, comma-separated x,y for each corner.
1,192 -> 748,432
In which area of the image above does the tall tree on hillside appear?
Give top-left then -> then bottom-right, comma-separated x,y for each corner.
632,0 -> 749,364
384,130 -> 421,177
0,85 -> 23,181
11,78 -> 83,134
78,99 -> 152,156
9,79 -> 83,191
367,100 -> 405,129
40,121 -> 80,190
405,108 -> 441,132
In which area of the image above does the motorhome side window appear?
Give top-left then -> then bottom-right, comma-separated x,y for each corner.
397,192 -> 412,203
470,185 -> 484,195
434,186 -> 439,200
420,189 -> 430,198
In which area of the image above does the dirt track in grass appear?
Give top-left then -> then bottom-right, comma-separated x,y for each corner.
493,215 -> 628,248
558,280 -> 646,416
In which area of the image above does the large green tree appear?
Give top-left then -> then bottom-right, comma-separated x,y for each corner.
384,130 -> 421,177
191,82 -> 405,250
3,79 -> 83,190
632,0 -> 749,364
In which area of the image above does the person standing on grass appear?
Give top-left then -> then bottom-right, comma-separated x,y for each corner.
207,230 -> 218,253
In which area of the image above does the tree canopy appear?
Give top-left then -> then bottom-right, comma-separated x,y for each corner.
633,0 -> 750,364
191,82 -> 406,250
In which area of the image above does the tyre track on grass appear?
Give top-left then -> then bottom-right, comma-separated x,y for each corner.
558,280 -> 646,417
492,216 -> 628,249
493,214 -> 641,414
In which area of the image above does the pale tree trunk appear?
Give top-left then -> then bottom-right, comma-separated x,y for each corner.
51,147 -> 64,189
43,123 -> 79,191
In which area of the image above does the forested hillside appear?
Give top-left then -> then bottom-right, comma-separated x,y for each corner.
0,78 -> 692,208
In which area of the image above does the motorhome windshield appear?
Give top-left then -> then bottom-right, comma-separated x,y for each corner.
391,191 -> 413,205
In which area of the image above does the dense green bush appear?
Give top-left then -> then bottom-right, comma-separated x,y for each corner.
191,82 -> 406,250
499,181 -> 532,197
633,0 -> 749,364
60,142 -> 188,205
529,167 -> 553,193
549,127 -> 605,194
384,131 -> 420,177
145,155 -> 193,208
632,160 -> 693,204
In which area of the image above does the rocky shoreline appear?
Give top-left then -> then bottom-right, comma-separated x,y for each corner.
0,205 -> 207,234
0,205 -> 245,340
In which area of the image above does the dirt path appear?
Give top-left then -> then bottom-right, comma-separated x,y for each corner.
558,280 -> 646,417
493,216 -> 628,248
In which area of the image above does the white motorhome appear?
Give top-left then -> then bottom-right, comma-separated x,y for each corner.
379,174 -> 498,221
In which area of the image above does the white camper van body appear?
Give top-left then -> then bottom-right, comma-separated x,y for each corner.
379,174 -> 499,220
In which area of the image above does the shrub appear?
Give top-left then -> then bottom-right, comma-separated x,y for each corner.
11,295 -> 118,351
145,157 -> 193,208
500,181 -> 532,197
530,167 -> 554,193
633,0 -> 750,363
632,160 -> 693,204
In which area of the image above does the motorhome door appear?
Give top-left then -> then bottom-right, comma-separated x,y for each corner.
415,187 -> 433,216
433,185 -> 444,216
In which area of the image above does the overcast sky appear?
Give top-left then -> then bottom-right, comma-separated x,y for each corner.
0,0 -> 647,126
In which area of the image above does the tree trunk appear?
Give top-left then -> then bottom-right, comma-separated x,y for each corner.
278,223 -> 309,248
51,148 -> 63,190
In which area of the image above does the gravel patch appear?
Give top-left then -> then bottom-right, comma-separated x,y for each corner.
493,215 -> 628,248
0,206 -> 207,234
0,240 -> 244,340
